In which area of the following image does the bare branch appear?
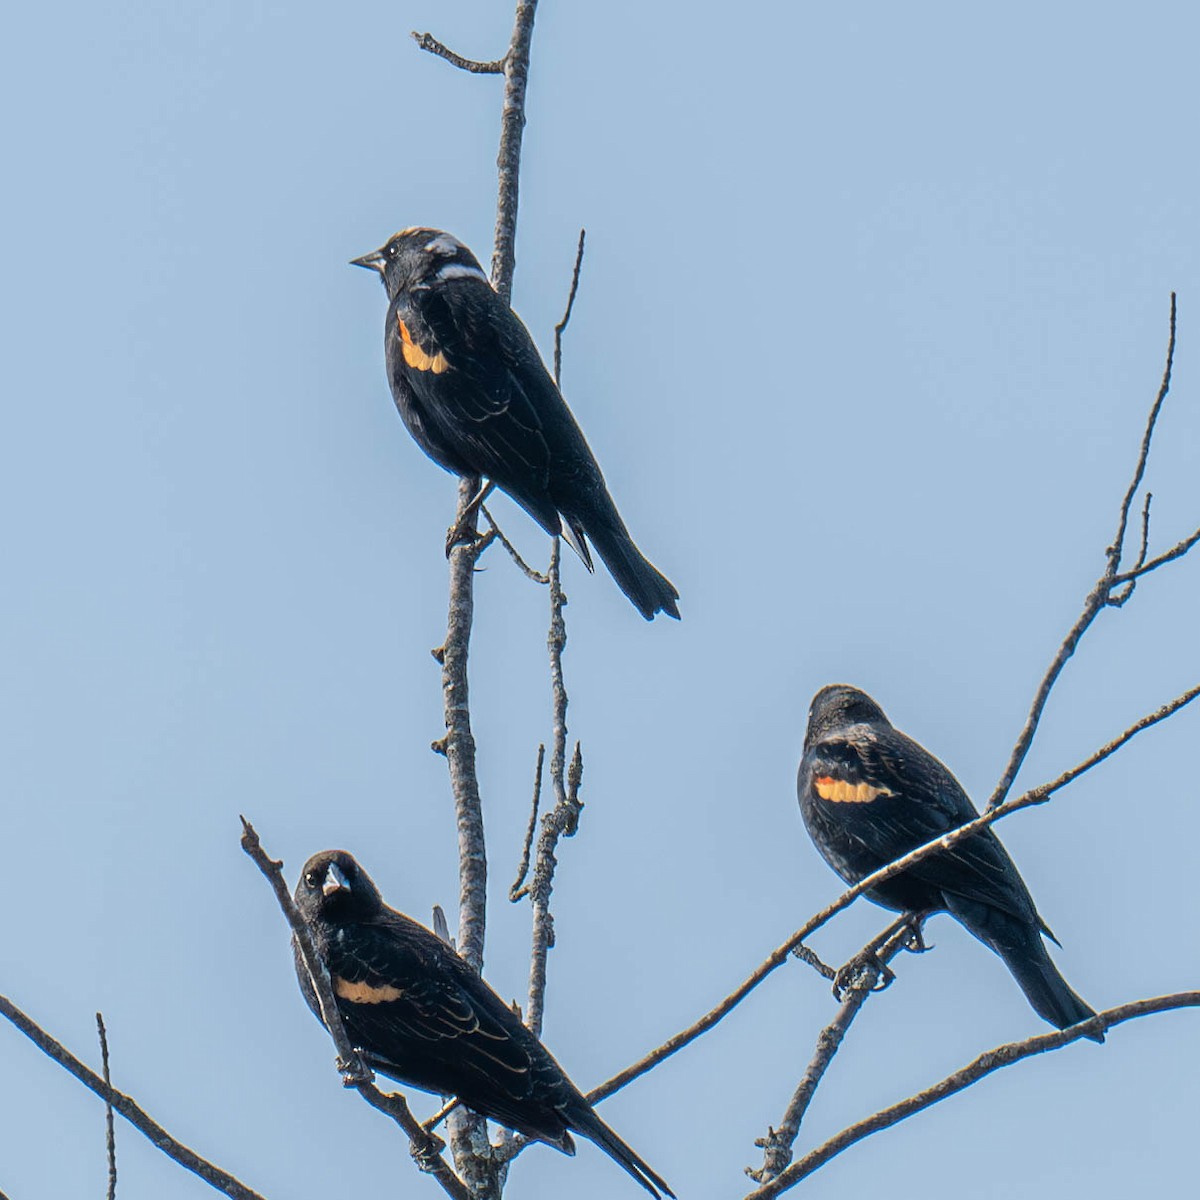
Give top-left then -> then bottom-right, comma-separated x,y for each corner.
96,1013 -> 117,1200
593,686 -> 1198,1100
510,743 -> 546,901
239,820 -> 469,1200
522,542 -> 585,1038
0,995 -> 267,1200
437,474 -> 492,975
491,1 -> 540,302
481,504 -> 549,583
743,991 -> 1200,1199
789,943 -> 836,982
411,32 -> 506,74
748,921 -> 918,1184
1112,522 -> 1200,587
553,229 -> 586,385
987,293 -> 1178,811
1109,293 -> 1177,573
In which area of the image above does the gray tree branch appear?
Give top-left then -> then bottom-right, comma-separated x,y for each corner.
0,995 -> 267,1200
491,1 -> 539,304
986,293 -> 1178,812
743,992 -> 1200,1199
747,920 -> 919,1184
96,1012 -> 117,1200
411,32 -> 506,74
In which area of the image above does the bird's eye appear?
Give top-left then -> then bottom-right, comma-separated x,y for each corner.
304,870 -> 318,887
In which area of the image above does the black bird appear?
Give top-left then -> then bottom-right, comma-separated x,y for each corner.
797,685 -> 1102,1040
293,850 -> 674,1197
351,228 -> 679,620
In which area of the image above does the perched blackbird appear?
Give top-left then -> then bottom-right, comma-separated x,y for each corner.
351,228 -> 679,620
293,850 -> 674,1197
798,685 -> 1102,1040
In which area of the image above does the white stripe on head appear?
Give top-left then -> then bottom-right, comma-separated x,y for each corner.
424,232 -> 467,257
434,261 -> 490,284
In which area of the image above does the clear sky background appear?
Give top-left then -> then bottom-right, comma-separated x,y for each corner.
2,3 -> 1197,1198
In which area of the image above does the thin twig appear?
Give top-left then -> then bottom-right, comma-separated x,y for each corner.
523,542 -> 585,1039
481,505 -> 549,583
490,1 -> 539,302
96,1013 -> 117,1200
510,744 -> 546,900
743,991 -> 1200,1199
553,229 -> 586,385
790,942 -> 837,982
1109,294 -> 1177,574
0,996 -> 266,1200
987,293 -> 1177,811
1109,491 -> 1155,606
747,921 -> 918,1183
592,686 -> 1198,1101
411,32 -> 506,74
1112,523 -> 1200,586
239,820 -> 469,1200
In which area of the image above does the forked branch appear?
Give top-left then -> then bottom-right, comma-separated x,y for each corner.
744,992 -> 1200,1199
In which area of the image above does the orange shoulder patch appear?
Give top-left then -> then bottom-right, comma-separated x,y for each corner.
814,776 -> 895,804
397,317 -> 449,374
333,975 -> 404,1004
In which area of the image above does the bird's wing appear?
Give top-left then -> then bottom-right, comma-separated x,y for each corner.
394,282 -> 564,531
327,914 -> 575,1117
807,728 -> 1041,925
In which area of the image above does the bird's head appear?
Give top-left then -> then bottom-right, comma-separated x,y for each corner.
295,849 -> 384,924
350,227 -> 489,299
804,684 -> 891,748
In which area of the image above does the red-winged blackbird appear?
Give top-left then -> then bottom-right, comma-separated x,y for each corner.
798,685 -> 1102,1040
351,228 -> 679,621
293,850 -> 674,1197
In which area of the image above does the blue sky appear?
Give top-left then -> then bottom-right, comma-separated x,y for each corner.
1,3 -> 1197,1198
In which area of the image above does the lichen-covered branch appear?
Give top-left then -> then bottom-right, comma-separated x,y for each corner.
411,32 -> 506,74
521,543 -> 584,1039
491,1 -> 539,303
434,477 -> 492,978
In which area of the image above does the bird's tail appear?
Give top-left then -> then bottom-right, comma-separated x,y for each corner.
566,509 -> 680,621
945,895 -> 1104,1043
575,1107 -> 675,1199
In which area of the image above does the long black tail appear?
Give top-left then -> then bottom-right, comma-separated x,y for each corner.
566,505 -> 679,621
945,895 -> 1104,1042
573,1107 -> 675,1199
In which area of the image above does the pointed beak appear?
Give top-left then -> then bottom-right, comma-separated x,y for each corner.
323,862 -> 351,897
350,249 -> 386,274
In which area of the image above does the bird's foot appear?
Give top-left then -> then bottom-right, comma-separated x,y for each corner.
444,481 -> 496,557
902,915 -> 932,954
832,950 -> 896,1001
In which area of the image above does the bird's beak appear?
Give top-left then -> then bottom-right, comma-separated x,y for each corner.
323,862 -> 352,896
350,249 -> 386,274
